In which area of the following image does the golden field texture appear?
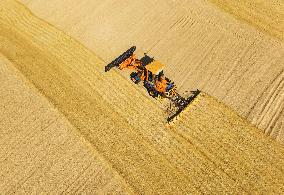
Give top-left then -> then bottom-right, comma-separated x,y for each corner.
0,1 -> 284,193
19,0 -> 284,142
208,0 -> 284,41
0,55 -> 132,194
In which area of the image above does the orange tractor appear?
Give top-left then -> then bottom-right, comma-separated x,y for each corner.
105,46 -> 200,120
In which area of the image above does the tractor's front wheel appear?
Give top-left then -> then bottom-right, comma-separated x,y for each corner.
130,72 -> 141,84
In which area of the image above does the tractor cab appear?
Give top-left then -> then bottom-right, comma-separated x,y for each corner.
145,60 -> 165,76
130,56 -> 165,84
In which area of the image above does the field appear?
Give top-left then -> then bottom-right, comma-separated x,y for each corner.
0,54 -> 131,194
0,0 -> 284,193
19,0 -> 284,142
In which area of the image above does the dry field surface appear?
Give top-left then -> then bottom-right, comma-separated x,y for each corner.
209,0 -> 284,41
0,55 -> 131,194
1,1 -> 284,193
19,0 -> 284,142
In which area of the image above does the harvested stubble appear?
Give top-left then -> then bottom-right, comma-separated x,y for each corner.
0,54 -> 132,194
0,0 -> 284,194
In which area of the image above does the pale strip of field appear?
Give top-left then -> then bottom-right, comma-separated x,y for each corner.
208,0 -> 284,41
0,55 -> 132,194
19,0 -> 284,142
1,1 -> 284,193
